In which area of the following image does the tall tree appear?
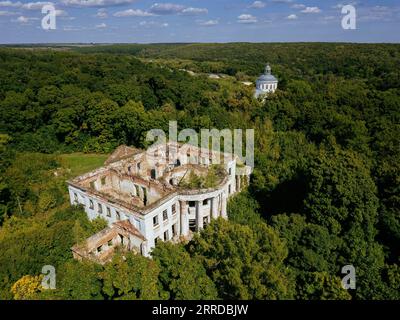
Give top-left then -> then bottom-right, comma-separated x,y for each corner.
100,253 -> 160,300
188,219 -> 294,300
152,242 -> 218,300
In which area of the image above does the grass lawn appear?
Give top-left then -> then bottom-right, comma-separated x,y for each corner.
58,153 -> 109,177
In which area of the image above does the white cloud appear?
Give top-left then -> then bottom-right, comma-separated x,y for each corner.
301,6 -> 321,14
0,1 -> 22,7
63,25 -> 85,31
147,3 -> 207,16
287,14 -> 297,20
114,9 -> 154,17
16,15 -> 28,23
358,5 -> 398,22
332,3 -> 344,9
139,20 -> 169,28
21,2 -> 53,10
0,10 -> 17,15
55,9 -> 68,16
0,1 -> 68,12
95,22 -> 106,28
180,7 -> 208,15
291,4 -> 305,9
249,1 -> 265,9
332,2 -> 358,10
62,0 -> 135,7
13,15 -> 39,23
198,19 -> 219,26
237,14 -> 257,24
149,3 -> 184,15
95,8 -> 107,18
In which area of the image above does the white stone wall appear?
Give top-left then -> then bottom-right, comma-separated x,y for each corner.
226,159 -> 236,195
257,81 -> 278,94
68,185 -> 145,237
68,183 -> 232,257
143,197 -> 181,250
68,150 -> 250,257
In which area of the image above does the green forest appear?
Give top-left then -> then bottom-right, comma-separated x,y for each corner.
0,43 -> 399,300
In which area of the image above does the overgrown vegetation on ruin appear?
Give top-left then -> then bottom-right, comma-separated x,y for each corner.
0,43 -> 399,300
179,165 -> 226,190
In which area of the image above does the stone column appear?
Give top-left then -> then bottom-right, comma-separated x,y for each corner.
221,193 -> 228,219
84,196 -> 91,216
175,203 -> 181,239
180,201 -> 189,236
196,201 -> 203,231
211,197 -> 218,220
141,241 -> 150,257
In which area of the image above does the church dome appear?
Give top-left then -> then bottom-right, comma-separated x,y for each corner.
257,74 -> 278,82
254,63 -> 278,98
256,64 -> 278,83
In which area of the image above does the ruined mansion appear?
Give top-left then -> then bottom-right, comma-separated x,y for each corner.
68,142 -> 252,264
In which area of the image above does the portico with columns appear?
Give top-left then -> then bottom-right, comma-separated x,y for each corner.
177,188 -> 228,235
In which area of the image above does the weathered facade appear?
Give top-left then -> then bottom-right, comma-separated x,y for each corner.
68,142 -> 251,263
71,220 -> 146,264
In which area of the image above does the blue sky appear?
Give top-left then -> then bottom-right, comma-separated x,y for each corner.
0,0 -> 399,43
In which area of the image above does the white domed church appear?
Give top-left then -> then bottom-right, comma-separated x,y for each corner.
254,64 -> 278,98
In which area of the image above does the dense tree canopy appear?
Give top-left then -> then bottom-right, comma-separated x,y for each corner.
0,43 -> 399,300
152,242 -> 218,300
188,219 -> 294,300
